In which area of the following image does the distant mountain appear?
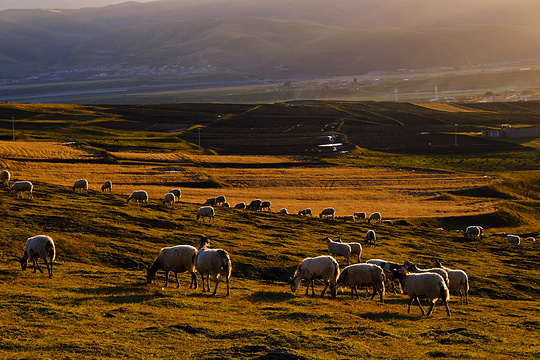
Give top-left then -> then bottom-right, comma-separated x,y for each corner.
1,0 -> 540,80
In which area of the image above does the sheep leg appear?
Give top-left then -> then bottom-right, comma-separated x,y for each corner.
414,297 -> 426,315
225,277 -> 230,296
370,285 -> 378,301
163,270 -> 170,287
190,272 -> 198,289
442,298 -> 451,316
33,259 -> 44,274
352,286 -> 360,299
426,301 -> 436,316
320,281 -> 330,297
200,273 -> 207,292
174,272 -> 180,288
211,276 -> 220,296
465,290 -> 469,305
43,258 -> 52,279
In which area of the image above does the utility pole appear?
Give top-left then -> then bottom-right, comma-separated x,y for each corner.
394,88 -> 398,102
455,123 -> 458,146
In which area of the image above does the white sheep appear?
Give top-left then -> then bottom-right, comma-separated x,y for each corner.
319,207 -> 335,219
289,255 -> 340,298
195,236 -> 232,296
247,199 -> 262,210
146,245 -> 198,289
196,206 -> 215,223
9,180 -> 33,199
168,188 -> 181,200
431,259 -> 470,305
204,197 -> 217,206
336,238 -> 362,263
354,212 -> 366,221
336,263 -> 385,302
73,179 -> 88,194
162,192 -> 175,208
127,190 -> 148,206
507,234 -> 521,246
216,195 -> 226,206
259,200 -> 271,211
365,229 -> 376,246
298,208 -> 312,216
402,261 -> 450,288
322,236 -> 351,266
234,202 -> 246,209
464,226 -> 484,240
366,258 -> 403,294
19,235 -> 56,279
368,212 -> 382,223
525,236 -> 536,242
390,269 -> 451,316
101,180 -> 112,192
0,170 -> 10,187
279,208 -> 289,214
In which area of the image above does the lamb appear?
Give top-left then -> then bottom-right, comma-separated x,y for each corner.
354,212 -> 366,221
146,245 -> 197,289
196,206 -> 215,223
73,179 -> 88,194
168,188 -> 181,200
204,197 -> 217,206
246,199 -> 262,210
162,192 -> 175,208
507,234 -> 521,246
322,236 -> 351,266
431,259 -> 469,305
319,207 -> 335,219
0,169 -> 10,187
366,258 -> 403,294
298,208 -> 312,216
234,202 -> 246,209
101,180 -> 112,192
195,236 -> 232,296
335,238 -> 362,263
289,255 -> 340,298
402,260 -> 450,288
9,180 -> 33,199
19,235 -> 56,279
368,212 -> 382,223
258,200 -> 271,211
127,190 -> 148,206
464,226 -> 484,240
279,208 -> 289,214
215,195 -> 226,206
365,229 -> 376,246
390,269 -> 451,316
336,263 -> 385,302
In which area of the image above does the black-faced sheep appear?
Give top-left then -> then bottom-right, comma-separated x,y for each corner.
319,207 -> 335,219
336,263 -> 385,302
73,179 -> 88,194
19,235 -> 56,279
195,236 -> 232,296
204,197 -> 217,207
215,195 -> 226,206
9,180 -> 33,199
431,259 -> 469,305
196,206 -> 215,223
298,208 -> 312,216
0,170 -> 10,187
341,215 -> 355,222
507,234 -> 521,246
146,245 -> 197,289
222,202 -> 230,207
101,180 -> 112,192
322,236 -> 351,266
365,229 -> 376,246
127,190 -> 148,206
162,192 -> 175,208
289,255 -> 340,298
368,212 -> 382,223
279,208 -> 289,214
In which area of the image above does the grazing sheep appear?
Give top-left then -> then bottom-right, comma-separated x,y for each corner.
402,261 -> 450,288
390,269 -> 451,316
247,199 -> 262,210
298,208 -> 312,216
336,238 -> 362,263
319,207 -> 335,219
101,180 -> 112,192
289,255 -> 340,298
507,234 -> 521,246
197,206 -> 215,223
222,202 -> 230,208
73,179 -> 88,194
215,195 -> 226,206
381,220 -> 393,225
322,236 -> 351,266
234,202 -> 246,209
431,259 -> 469,305
195,236 -> 232,296
146,245 -> 197,289
354,212 -> 366,221
279,208 -> 289,214
366,258 -> 403,294
365,230 -> 376,246
0,170 -> 10,187
336,263 -> 385,302
526,236 -> 536,242
258,200 -> 271,211
204,197 -> 217,206
162,192 -> 175,208
342,215 -> 355,222
168,188 -> 181,200
19,235 -> 56,279
464,226 -> 484,240
127,190 -> 148,206
9,180 -> 33,199
368,212 -> 382,223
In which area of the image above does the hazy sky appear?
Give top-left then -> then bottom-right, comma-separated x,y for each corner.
0,0 -> 154,11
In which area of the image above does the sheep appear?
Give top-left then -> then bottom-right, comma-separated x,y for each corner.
365,229 -> 376,246
73,179 -> 88,194
507,234 -> 521,246
146,245 -> 197,289
19,235 -> 56,279
366,258 -> 403,294
195,236 -> 232,296
247,199 -> 262,210
354,212 -> 366,221
101,180 -> 112,192
431,259 -> 469,305
162,192 -> 175,208
258,200 -> 271,211
222,202 -> 230,208
368,212 -> 382,223
127,190 -> 148,206
9,180 -> 33,199
335,238 -> 362,263
289,255 -> 340,298
342,215 -> 355,222
234,202 -> 246,209
526,236 -> 536,242
168,188 -> 181,200
401,261 -> 450,288
464,225 -> 484,240
197,206 -> 215,223
322,236 -> 351,266
298,208 -> 312,216
215,195 -> 226,206
0,170 -> 10,187
319,207 -> 335,219
204,197 -> 217,206
336,263 -> 385,302
390,269 -> 451,316
279,208 -> 289,214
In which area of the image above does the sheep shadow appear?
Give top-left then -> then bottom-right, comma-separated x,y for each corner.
248,290 -> 295,303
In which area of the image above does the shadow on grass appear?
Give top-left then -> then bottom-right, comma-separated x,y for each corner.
248,290 -> 295,303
